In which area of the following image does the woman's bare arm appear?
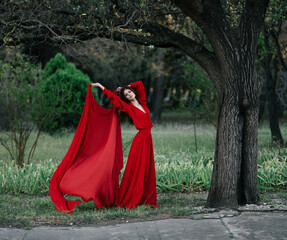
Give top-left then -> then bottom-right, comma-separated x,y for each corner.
91,83 -> 105,91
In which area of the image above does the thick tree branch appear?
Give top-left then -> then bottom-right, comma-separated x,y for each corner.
170,0 -> 203,20
170,0 -> 228,41
1,13 -> 220,81
171,0 -> 232,65
110,21 -> 220,83
239,0 -> 270,35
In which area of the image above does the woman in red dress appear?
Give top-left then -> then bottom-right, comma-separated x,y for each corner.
91,81 -> 158,209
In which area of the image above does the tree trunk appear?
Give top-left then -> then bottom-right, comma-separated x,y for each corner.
17,144 -> 25,167
267,70 -> 284,145
268,95 -> 283,145
206,59 -> 259,208
263,26 -> 284,145
152,78 -> 164,123
146,74 -> 152,107
152,49 -> 165,123
258,93 -> 266,122
203,0 -> 271,207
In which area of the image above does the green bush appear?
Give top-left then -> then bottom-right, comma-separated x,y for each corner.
41,53 -> 97,134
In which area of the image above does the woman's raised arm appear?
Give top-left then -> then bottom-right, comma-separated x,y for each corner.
92,83 -> 131,113
130,81 -> 146,105
91,83 -> 105,91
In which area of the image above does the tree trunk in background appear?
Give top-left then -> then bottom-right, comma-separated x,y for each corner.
152,77 -> 164,123
24,46 -> 62,67
258,92 -> 266,122
146,74 -> 152,107
268,61 -> 283,145
152,49 -> 165,123
263,26 -> 284,145
174,82 -> 181,108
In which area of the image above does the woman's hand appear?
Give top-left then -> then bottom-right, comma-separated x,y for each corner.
116,87 -> 122,92
91,83 -> 105,90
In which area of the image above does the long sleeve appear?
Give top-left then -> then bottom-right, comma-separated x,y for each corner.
103,88 -> 131,113
130,81 -> 147,105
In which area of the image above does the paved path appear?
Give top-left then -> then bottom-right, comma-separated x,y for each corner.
0,212 -> 286,240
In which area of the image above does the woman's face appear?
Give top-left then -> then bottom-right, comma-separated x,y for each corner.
123,89 -> 136,101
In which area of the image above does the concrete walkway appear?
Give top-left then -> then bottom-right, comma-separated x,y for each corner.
0,212 -> 286,240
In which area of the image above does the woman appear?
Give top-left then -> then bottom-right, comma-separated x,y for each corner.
91,81 -> 158,209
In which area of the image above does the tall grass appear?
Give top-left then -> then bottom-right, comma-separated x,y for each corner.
257,152 -> 287,189
156,151 -> 213,192
0,160 -> 54,195
1,150 -> 286,195
0,122 -> 286,195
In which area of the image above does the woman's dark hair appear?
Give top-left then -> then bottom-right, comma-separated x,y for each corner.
117,86 -> 139,124
119,86 -> 139,103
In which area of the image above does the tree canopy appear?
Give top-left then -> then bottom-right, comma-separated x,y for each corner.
0,0 -> 270,79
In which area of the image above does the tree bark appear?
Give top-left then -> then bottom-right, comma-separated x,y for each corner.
206,84 -> 259,207
206,47 -> 260,207
200,0 -> 269,208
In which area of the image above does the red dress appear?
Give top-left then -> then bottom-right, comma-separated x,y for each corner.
49,84 -> 123,213
103,81 -> 158,209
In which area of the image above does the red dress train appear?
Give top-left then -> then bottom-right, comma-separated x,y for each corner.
103,81 -> 158,209
49,84 -> 123,213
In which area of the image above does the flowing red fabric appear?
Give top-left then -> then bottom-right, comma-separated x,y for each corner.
103,81 -> 158,209
49,83 -> 123,213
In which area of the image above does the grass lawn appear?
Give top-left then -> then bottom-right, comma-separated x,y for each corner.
0,191 -> 286,228
0,192 -> 207,228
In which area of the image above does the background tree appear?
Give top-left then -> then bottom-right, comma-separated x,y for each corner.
0,53 -> 43,167
257,0 -> 287,145
0,0 -> 271,208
